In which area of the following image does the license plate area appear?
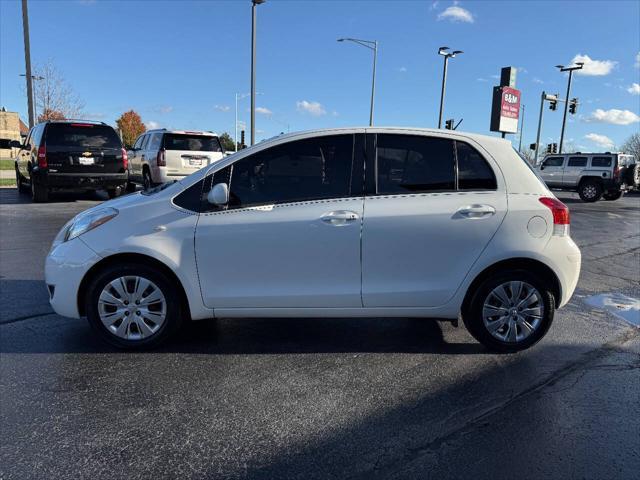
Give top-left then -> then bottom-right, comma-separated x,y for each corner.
78,157 -> 95,165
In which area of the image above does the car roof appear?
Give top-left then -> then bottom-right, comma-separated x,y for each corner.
146,129 -> 218,136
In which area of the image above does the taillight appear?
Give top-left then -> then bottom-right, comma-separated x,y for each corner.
157,148 -> 166,167
121,148 -> 128,170
539,197 -> 570,236
37,145 -> 47,168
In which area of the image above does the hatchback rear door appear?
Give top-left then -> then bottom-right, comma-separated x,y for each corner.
44,123 -> 125,174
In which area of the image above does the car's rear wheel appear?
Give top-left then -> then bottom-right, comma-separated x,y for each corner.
106,187 -> 121,199
603,190 -> 623,201
463,271 -> 555,352
125,181 -> 137,193
578,180 -> 602,202
15,167 -> 28,194
31,179 -> 49,202
85,263 -> 184,349
143,170 -> 153,191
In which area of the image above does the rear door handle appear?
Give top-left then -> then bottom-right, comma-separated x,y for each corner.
320,210 -> 359,226
457,204 -> 496,219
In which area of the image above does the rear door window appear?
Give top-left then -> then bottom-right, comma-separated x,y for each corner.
567,157 -> 587,167
455,141 -> 497,190
147,133 -> 162,152
591,156 -> 612,167
543,156 -> 564,167
163,134 -> 222,152
376,134 -> 455,194
45,123 -> 121,149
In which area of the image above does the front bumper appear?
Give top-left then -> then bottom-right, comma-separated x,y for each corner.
45,237 -> 101,318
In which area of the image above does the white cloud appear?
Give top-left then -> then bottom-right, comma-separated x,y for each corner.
532,77 -> 544,84
476,78 -> 488,82
214,105 -> 230,112
430,1 -> 439,10
635,52 -> 640,68
585,133 -> 614,149
585,108 -> 640,125
437,5 -> 474,23
296,100 -> 326,116
399,66 -> 407,73
255,106 -> 272,116
152,105 -> 173,114
145,121 -> 160,129
490,74 -> 500,79
570,54 -> 617,76
627,83 -> 640,95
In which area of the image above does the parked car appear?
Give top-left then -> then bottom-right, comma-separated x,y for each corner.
13,120 -> 128,202
535,152 -> 639,202
45,128 -> 581,352
126,129 -> 225,191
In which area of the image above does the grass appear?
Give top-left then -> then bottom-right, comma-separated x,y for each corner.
0,159 -> 15,171
0,178 -> 16,187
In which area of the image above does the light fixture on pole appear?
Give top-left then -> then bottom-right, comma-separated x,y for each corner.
437,46 -> 463,129
337,37 -> 378,126
555,62 -> 583,153
250,0 -> 265,146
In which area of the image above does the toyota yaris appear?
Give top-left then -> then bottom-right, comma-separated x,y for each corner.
45,128 -> 581,351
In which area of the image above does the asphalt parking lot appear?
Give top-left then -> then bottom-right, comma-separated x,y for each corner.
1,187 -> 639,479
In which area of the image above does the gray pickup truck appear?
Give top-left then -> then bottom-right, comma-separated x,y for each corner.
536,152 -> 639,202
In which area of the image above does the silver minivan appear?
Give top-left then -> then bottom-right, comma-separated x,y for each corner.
126,129 -> 225,191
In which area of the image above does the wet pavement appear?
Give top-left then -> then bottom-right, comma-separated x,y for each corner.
1,187 -> 639,479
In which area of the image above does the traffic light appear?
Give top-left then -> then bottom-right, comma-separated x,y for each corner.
240,130 -> 246,149
546,144 -> 552,153
529,143 -> 536,151
552,143 -> 558,153
445,119 -> 454,130
549,98 -> 557,111
569,98 -> 578,115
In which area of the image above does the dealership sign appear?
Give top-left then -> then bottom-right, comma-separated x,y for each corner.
490,86 -> 521,134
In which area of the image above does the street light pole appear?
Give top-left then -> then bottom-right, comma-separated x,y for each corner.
337,37 -> 378,126
437,47 -> 463,129
250,0 -> 264,146
534,91 -> 545,163
556,62 -> 583,154
21,0 -> 34,128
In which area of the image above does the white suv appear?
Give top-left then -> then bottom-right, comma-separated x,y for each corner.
126,129 -> 225,190
45,128 -> 581,351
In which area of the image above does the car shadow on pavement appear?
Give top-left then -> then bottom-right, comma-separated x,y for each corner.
0,187 -> 109,205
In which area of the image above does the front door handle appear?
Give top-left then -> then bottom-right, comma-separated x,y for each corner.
320,210 -> 359,226
457,204 -> 496,219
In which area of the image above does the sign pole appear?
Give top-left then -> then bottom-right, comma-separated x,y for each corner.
534,91 -> 545,164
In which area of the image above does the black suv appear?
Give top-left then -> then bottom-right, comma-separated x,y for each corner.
13,120 -> 128,202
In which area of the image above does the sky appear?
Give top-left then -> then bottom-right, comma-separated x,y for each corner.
1,0 -> 639,152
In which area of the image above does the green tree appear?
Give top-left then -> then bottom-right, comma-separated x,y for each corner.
116,110 -> 146,149
218,132 -> 235,151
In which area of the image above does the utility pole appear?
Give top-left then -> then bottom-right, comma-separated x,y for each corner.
21,0 -> 34,128
250,0 -> 264,146
437,47 -> 463,129
556,62 -> 584,153
337,37 -> 378,126
518,104 -> 525,152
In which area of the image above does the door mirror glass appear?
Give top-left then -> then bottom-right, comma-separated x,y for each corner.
207,182 -> 229,206
9,140 -> 23,149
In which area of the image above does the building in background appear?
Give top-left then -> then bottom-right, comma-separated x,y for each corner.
0,108 -> 29,160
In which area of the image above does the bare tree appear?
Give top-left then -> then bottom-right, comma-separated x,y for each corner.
621,133 -> 640,160
34,60 -> 84,122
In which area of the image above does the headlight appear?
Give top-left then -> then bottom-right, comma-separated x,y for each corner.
64,207 -> 119,242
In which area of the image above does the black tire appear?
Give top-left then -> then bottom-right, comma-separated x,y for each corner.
462,270 -> 555,352
15,167 -> 28,194
31,178 -> 49,202
142,169 -> 155,191
578,180 -> 602,202
125,181 -> 137,193
603,190 -> 623,201
106,187 -> 121,199
85,263 -> 184,349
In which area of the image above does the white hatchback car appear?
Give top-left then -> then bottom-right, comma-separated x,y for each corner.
126,129 -> 225,191
46,128 -> 581,351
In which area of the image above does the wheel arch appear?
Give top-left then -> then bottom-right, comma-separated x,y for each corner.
461,257 -> 562,313
578,175 -> 604,187
77,252 -> 191,319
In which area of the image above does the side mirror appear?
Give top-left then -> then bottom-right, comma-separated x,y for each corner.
9,140 -> 23,149
540,165 -> 545,170
207,183 -> 229,206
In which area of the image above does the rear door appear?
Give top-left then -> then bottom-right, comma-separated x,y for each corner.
128,134 -> 146,179
44,123 -> 125,174
162,133 -> 224,175
563,156 -> 587,187
538,156 -> 565,187
361,133 -> 507,307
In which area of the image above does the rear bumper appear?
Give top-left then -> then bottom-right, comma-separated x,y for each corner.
34,171 -> 127,190
543,236 -> 581,308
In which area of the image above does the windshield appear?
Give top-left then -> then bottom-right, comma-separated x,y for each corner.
163,134 -> 222,152
46,124 -> 121,149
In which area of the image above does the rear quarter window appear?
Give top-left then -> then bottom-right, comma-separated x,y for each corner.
455,141 -> 496,190
591,156 -> 612,167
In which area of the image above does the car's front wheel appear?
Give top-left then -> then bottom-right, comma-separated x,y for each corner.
463,271 -> 555,352
15,167 -> 28,194
85,263 -> 184,349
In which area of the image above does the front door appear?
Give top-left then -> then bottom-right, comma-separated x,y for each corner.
539,156 -> 565,187
562,156 -> 588,187
195,133 -> 365,309
361,133 -> 507,307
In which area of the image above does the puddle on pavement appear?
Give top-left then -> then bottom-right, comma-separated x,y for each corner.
585,292 -> 640,327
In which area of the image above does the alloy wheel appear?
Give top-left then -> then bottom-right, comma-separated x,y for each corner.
482,281 -> 544,343
97,275 -> 167,340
